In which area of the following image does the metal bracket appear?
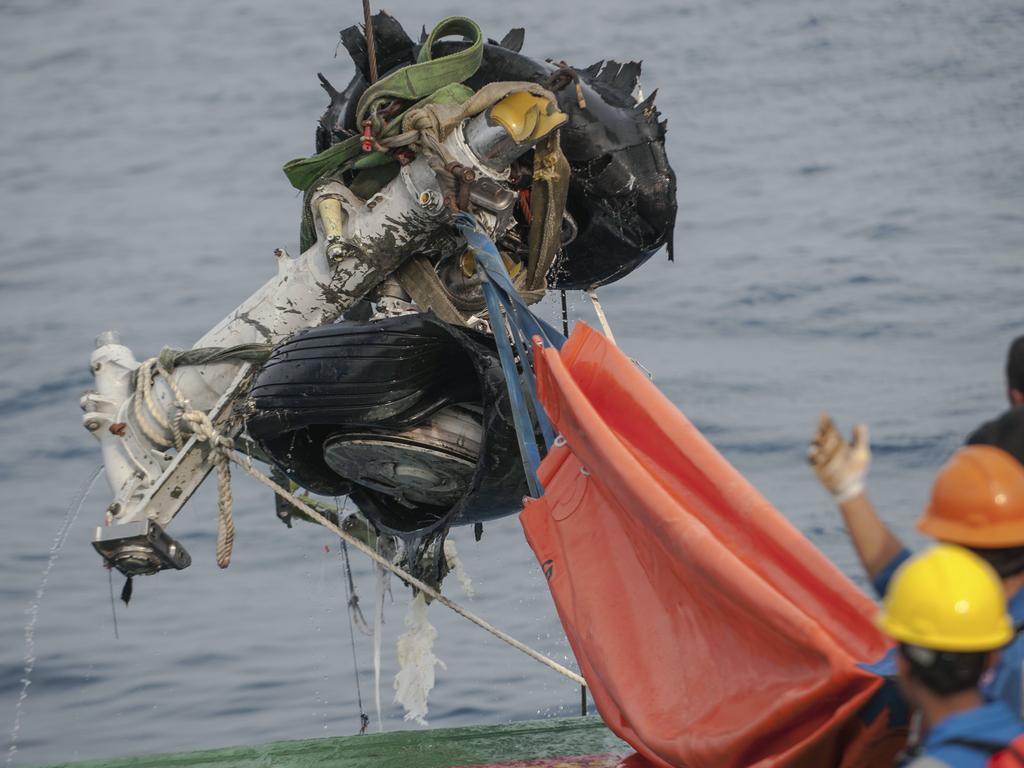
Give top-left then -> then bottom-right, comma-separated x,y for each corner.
93,519 -> 192,576
94,367 -> 252,576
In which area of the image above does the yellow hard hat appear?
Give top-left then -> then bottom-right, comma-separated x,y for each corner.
876,544 -> 1013,652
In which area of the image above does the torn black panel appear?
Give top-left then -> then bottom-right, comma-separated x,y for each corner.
339,10 -> 415,83
313,20 -> 678,289
498,27 -> 525,52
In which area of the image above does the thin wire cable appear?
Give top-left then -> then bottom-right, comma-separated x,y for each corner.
134,355 -> 585,688
335,496 -> 369,733
108,569 -> 119,640
228,451 -> 586,688
341,539 -> 369,733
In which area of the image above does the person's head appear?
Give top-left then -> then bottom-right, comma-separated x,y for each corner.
1008,335 -> 1024,407
967,406 -> 1024,468
917,445 -> 1024,583
876,545 -> 1012,717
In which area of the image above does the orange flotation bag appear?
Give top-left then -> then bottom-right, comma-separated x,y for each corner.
520,324 -> 905,768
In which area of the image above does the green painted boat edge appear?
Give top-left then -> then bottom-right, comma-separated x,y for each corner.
40,716 -> 634,768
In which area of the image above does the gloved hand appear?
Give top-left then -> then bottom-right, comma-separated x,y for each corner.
808,414 -> 870,503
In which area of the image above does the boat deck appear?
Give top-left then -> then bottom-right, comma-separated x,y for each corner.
42,716 -> 640,768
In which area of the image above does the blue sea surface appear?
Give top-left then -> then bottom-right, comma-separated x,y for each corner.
0,0 -> 1022,764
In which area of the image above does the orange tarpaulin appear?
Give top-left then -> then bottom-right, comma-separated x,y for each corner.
520,324 -> 903,768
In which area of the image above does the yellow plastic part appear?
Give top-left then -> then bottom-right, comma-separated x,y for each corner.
461,250 -> 522,279
316,197 -> 344,242
489,92 -> 567,144
876,544 -> 1013,652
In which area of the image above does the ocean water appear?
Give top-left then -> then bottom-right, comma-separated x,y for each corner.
1,0 -> 1022,764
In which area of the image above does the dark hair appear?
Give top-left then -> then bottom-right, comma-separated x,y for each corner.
968,544 -> 1024,580
1009,336 -> 1024,394
899,644 -> 989,696
966,406 -> 1024,468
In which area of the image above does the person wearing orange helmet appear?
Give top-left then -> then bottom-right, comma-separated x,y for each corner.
809,418 -> 1024,716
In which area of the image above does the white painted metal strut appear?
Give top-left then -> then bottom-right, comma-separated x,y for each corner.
83,153 -> 456,534
79,96 -> 563,571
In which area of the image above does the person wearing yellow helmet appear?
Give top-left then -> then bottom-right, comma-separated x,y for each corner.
876,545 -> 1023,767
809,418 -> 1024,717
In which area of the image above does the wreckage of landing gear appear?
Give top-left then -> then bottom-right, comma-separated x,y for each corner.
81,12 -> 677,591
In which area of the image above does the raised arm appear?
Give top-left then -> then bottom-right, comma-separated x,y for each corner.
808,414 -> 906,583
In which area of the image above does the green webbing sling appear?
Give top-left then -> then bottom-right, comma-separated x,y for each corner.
282,16 -> 483,192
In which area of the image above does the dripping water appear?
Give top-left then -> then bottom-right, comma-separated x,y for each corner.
6,466 -> 103,767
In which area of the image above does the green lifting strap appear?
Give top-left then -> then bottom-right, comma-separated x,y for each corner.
295,81 -> 474,252
355,16 -> 482,125
283,135 -> 362,191
282,16 -> 482,192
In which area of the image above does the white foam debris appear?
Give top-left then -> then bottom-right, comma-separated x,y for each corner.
443,539 -> 474,597
393,592 -> 446,726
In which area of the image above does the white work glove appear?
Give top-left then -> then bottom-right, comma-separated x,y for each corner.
808,414 -> 871,503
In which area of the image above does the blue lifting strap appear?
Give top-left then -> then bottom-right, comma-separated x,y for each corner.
453,213 -> 565,497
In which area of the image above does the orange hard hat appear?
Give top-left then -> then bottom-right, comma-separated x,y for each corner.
917,445 -> 1024,547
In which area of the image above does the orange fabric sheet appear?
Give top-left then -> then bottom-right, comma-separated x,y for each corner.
520,324 -> 896,768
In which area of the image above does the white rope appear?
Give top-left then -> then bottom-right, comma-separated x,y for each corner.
227,450 -> 586,687
132,359 -> 586,686
132,360 -> 175,449
586,289 -> 616,345
135,358 -> 235,568
182,410 -> 235,568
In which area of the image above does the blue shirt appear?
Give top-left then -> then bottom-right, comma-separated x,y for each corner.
904,700 -> 1024,767
869,547 -> 1024,718
872,547 -> 912,598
